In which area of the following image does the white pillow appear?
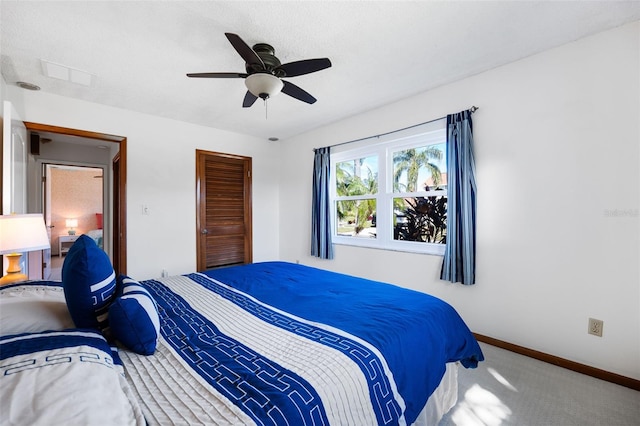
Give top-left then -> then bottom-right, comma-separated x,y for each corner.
0,329 -> 145,425
0,283 -> 75,336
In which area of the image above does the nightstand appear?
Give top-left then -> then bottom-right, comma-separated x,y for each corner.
59,235 -> 79,257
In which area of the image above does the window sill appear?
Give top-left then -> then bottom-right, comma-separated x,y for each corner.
332,240 -> 445,256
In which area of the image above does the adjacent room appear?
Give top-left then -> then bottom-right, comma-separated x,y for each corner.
47,164 -> 104,279
1,1 -> 638,425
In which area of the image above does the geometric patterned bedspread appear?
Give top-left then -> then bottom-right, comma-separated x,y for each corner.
122,262 -> 483,425
123,274 -> 404,425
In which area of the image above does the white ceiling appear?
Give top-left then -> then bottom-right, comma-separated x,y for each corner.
2,1 -> 639,141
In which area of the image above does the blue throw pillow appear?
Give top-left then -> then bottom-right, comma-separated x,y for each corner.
62,235 -> 116,332
109,275 -> 160,355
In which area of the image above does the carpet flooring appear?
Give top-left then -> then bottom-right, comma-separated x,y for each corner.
439,342 -> 640,425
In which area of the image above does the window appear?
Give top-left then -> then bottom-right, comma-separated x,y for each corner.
330,119 -> 447,255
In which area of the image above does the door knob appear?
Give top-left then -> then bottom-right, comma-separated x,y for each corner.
201,229 -> 208,234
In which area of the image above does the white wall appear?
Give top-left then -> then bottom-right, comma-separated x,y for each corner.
279,22 -> 640,380
0,74 -> 5,109
0,75 -> 5,213
5,87 -> 281,279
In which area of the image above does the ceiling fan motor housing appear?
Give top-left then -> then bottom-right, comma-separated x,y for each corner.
248,43 -> 285,77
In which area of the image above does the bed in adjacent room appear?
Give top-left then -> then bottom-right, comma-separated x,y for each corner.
85,212 -> 104,249
0,256 -> 483,425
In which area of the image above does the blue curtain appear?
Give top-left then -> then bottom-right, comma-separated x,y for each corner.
311,147 -> 334,259
441,110 -> 476,285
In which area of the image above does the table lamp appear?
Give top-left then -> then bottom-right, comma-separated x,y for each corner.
0,214 -> 50,285
66,218 -> 78,235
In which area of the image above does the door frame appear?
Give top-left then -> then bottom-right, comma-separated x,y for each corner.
24,122 -> 128,275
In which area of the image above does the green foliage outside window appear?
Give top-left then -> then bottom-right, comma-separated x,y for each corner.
392,146 -> 447,244
394,192 -> 447,243
334,142 -> 447,243
336,158 -> 377,237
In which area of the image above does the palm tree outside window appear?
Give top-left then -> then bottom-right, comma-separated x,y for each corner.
330,119 -> 447,255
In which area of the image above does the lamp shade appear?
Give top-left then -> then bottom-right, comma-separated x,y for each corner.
245,73 -> 284,99
65,219 -> 78,228
0,214 -> 50,254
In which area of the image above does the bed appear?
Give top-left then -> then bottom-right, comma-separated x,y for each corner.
0,252 -> 483,425
85,212 -> 104,249
85,229 -> 103,249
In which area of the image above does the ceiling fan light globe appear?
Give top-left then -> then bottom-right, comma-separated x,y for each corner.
245,73 -> 283,99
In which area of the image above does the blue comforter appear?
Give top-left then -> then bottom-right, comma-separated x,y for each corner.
202,261 -> 483,424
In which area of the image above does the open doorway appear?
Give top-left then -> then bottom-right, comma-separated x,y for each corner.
45,164 -> 104,280
25,122 -> 127,277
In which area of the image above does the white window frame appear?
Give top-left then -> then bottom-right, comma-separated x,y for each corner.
330,119 -> 447,255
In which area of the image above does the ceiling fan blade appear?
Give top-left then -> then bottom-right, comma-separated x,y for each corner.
276,58 -> 332,77
186,72 -> 247,78
225,33 -> 265,68
243,91 -> 258,108
281,80 -> 317,104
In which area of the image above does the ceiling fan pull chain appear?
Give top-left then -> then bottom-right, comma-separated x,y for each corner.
265,98 -> 268,120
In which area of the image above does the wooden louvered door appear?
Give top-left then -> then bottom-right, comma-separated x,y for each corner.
196,150 -> 252,270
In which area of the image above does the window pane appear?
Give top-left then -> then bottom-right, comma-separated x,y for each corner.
393,195 -> 447,243
336,156 -> 378,196
392,143 -> 446,193
335,199 -> 377,238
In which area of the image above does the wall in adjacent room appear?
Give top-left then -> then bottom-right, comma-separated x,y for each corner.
279,22 -> 640,380
50,167 -> 103,255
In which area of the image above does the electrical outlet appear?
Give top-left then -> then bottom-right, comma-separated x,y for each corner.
588,318 -> 603,337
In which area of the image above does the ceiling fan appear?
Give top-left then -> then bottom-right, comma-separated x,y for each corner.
187,33 -> 331,108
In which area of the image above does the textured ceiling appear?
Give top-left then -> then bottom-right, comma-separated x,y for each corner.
2,1 -> 639,141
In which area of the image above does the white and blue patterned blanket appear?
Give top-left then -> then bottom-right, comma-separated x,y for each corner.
127,273 -> 402,425
124,262 -> 483,425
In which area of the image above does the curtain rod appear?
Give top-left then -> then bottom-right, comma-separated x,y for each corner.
314,106 -> 478,152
